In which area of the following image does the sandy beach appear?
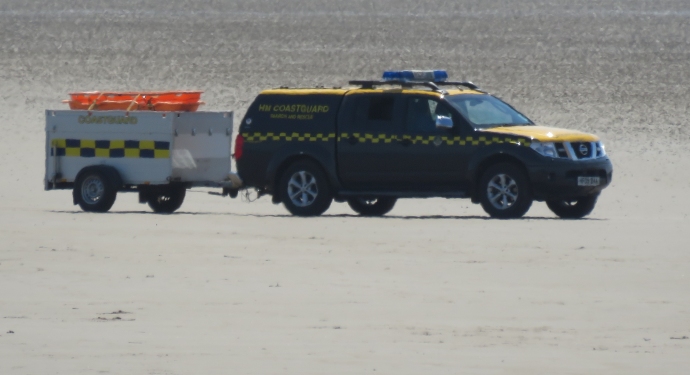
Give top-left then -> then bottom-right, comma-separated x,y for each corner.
1,1 -> 689,374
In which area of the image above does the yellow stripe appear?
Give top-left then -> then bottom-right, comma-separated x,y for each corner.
110,140 -> 125,149
154,150 -> 170,158
259,88 -> 484,97
65,148 -> 80,157
139,140 -> 155,150
345,89 -> 443,97
124,149 -> 139,158
482,125 -> 599,142
95,149 -> 109,158
242,132 -> 336,143
260,89 -> 347,96
52,139 -> 171,159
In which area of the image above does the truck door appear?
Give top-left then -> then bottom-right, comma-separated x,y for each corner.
391,96 -> 473,191
336,93 -> 405,189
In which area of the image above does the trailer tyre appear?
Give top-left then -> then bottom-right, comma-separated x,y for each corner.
279,160 -> 332,217
147,187 -> 186,214
75,169 -> 118,212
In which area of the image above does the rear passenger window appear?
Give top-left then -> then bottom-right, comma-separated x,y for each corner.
368,96 -> 395,121
351,95 -> 398,131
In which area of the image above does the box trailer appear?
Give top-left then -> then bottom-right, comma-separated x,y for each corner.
45,109 -> 242,213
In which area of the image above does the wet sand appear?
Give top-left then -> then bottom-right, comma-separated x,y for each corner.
1,1 -> 689,374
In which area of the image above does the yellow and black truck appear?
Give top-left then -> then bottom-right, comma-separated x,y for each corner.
235,70 -> 613,218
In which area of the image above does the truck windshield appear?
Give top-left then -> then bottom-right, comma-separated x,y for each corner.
446,94 -> 532,129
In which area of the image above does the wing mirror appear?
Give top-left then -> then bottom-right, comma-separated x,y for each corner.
435,115 -> 453,130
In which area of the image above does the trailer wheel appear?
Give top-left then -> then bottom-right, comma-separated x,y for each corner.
75,169 -> 118,212
147,187 -> 186,213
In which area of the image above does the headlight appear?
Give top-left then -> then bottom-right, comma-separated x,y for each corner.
530,142 -> 558,158
596,142 -> 606,157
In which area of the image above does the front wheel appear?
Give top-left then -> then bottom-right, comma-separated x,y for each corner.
279,160 -> 332,216
546,195 -> 598,219
147,187 -> 186,213
478,163 -> 533,218
347,197 -> 397,216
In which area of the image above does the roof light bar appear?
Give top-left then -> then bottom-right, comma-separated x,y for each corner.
382,70 -> 448,83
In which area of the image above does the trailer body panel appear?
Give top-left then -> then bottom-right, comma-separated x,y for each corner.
169,112 -> 233,184
45,110 -> 234,190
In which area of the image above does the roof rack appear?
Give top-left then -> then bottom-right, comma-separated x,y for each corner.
348,80 -> 482,93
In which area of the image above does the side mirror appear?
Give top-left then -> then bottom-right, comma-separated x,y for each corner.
435,115 -> 453,130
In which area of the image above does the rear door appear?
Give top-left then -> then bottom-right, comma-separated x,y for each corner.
336,93 -> 405,189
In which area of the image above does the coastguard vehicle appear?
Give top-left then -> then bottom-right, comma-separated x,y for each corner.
235,70 -> 613,218
44,91 -> 242,213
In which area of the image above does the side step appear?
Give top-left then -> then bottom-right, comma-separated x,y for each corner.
337,190 -> 469,199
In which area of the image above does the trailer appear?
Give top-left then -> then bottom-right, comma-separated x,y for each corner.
45,109 -> 242,213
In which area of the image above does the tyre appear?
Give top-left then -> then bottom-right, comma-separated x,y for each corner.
74,169 -> 118,212
478,163 -> 533,218
279,160 -> 332,216
347,197 -> 397,216
147,186 -> 186,213
546,195 -> 598,219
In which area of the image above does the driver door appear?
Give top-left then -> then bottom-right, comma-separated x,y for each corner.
390,96 -> 472,191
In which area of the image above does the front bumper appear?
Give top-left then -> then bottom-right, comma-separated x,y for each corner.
527,156 -> 613,201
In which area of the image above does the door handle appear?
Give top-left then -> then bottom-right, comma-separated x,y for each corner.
348,136 -> 358,145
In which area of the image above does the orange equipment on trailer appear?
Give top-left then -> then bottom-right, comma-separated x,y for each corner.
63,91 -> 204,112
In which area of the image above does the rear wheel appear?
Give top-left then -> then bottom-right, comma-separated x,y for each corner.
347,197 -> 397,216
147,187 -> 186,213
546,195 -> 598,219
75,170 -> 117,212
279,160 -> 332,216
478,163 -> 532,218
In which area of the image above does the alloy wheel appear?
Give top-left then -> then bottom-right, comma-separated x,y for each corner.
487,173 -> 519,210
287,171 -> 319,207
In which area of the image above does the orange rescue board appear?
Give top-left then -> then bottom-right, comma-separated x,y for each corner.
63,91 -> 204,112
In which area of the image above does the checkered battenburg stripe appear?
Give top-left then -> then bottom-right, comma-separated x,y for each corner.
241,132 -> 530,147
51,139 -> 171,158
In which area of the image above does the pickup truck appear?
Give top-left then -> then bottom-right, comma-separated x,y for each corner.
235,70 -> 613,218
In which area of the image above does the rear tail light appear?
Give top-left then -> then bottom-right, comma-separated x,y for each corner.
234,134 -> 244,160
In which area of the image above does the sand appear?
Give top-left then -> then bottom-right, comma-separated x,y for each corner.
1,1 -> 689,374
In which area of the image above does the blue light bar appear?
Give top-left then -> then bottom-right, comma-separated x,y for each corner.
382,70 -> 448,82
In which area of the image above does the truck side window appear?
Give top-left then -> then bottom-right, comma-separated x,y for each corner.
351,95 -> 397,131
368,96 -> 395,121
405,98 -> 452,133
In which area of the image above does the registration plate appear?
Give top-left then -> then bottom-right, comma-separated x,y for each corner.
577,176 -> 600,186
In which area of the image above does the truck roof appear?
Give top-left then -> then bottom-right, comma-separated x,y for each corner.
259,87 -> 485,97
